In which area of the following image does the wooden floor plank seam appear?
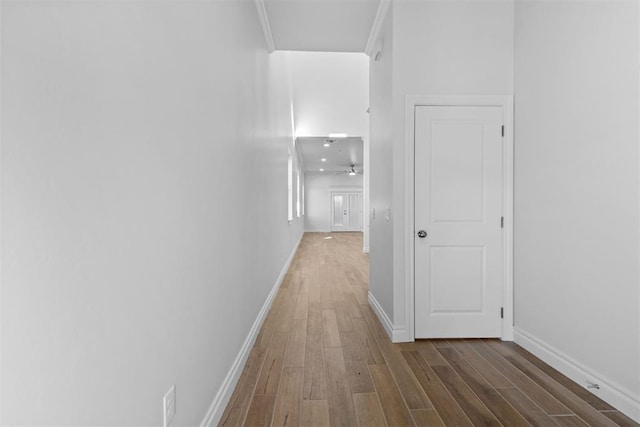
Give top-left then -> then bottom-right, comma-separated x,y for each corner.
437,346 -> 529,426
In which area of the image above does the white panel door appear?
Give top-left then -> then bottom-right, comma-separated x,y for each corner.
331,192 -> 363,232
415,106 -> 504,338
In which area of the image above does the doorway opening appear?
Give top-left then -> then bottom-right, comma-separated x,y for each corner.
289,51 -> 369,254
331,191 -> 363,232
405,95 -> 514,341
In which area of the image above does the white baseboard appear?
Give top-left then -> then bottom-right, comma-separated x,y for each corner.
514,327 -> 640,423
200,234 -> 303,427
392,328 -> 413,343
304,228 -> 330,233
367,291 -> 413,343
368,291 -> 394,339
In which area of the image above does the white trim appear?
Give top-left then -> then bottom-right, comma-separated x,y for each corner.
637,3 -> 640,422
392,327 -> 412,343
0,1 -> 4,421
200,234 -> 303,427
404,94 -> 514,342
515,327 -> 640,423
304,228 -> 331,233
254,0 -> 275,53
363,136 -> 370,254
369,292 -> 412,342
368,292 -> 394,338
364,0 -> 391,56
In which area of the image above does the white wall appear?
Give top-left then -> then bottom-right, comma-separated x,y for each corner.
369,6 -> 395,325
1,2 -> 302,425
368,0 -> 514,337
368,0 -> 640,419
304,174 -> 363,232
514,0 -> 640,418
291,51 -> 369,138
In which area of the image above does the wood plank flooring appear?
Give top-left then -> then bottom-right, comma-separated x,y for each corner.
220,232 -> 638,427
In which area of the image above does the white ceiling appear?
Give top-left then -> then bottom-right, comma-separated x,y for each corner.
298,136 -> 364,175
264,0 -> 380,52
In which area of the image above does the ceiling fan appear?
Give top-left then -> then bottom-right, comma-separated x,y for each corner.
337,164 -> 362,176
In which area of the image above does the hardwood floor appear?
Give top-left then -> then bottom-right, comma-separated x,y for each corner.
220,232 -> 638,427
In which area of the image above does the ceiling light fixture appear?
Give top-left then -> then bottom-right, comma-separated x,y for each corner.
321,158 -> 327,162
323,143 -> 330,147
328,133 -> 347,138
348,165 -> 357,176
320,168 -> 324,172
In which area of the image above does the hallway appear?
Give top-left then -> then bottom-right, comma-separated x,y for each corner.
219,233 -> 637,427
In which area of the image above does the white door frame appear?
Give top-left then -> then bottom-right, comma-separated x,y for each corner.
404,94 -> 514,341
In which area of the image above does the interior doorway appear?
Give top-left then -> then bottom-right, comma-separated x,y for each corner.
404,94 -> 514,341
330,192 -> 363,232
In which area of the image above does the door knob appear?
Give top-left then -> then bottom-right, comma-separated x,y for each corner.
417,230 -> 427,238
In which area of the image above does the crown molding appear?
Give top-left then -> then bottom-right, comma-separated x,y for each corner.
364,0 -> 391,56
255,0 -> 276,53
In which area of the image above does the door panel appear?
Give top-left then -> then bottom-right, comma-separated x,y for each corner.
349,194 -> 361,230
430,246 -> 485,313
431,122 -> 484,222
415,106 -> 503,338
332,195 -> 345,229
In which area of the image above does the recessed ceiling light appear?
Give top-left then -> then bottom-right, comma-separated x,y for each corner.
323,143 -> 330,147
320,168 -> 324,172
328,133 -> 347,138
321,158 -> 327,162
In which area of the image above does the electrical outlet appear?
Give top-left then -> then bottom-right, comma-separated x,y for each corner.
163,385 -> 176,427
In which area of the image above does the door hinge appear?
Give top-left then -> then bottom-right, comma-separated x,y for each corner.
501,125 -> 505,137
500,216 -> 504,228
501,307 -> 504,319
